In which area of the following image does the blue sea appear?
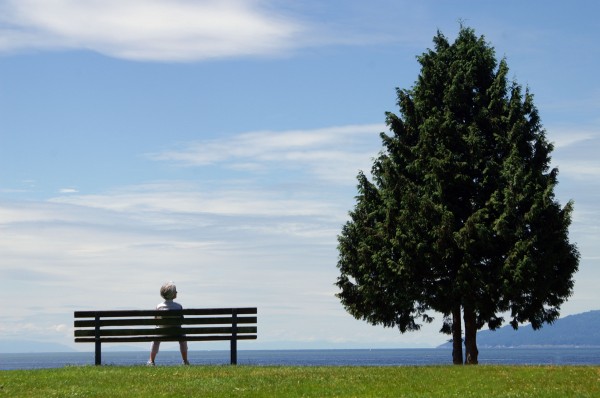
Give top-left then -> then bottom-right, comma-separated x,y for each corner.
2,348 -> 599,370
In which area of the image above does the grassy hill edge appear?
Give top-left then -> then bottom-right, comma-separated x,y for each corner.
2,365 -> 598,397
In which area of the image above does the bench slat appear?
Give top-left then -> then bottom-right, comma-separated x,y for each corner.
75,335 -> 257,343
74,316 -> 257,328
75,326 -> 257,337
74,308 -> 257,318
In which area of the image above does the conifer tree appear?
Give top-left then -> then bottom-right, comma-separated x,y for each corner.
336,26 -> 579,364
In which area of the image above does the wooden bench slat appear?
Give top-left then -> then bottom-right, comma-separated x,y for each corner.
75,335 -> 257,343
74,316 -> 257,328
75,326 -> 257,337
74,308 -> 257,318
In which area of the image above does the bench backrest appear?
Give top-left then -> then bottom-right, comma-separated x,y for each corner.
74,308 -> 257,343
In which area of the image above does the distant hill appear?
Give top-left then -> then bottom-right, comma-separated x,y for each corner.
439,310 -> 600,348
0,340 -> 76,353
0,341 -> 150,353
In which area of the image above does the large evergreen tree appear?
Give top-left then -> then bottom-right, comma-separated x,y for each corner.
335,27 -> 579,364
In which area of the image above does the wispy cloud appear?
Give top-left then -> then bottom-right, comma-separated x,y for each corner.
58,188 -> 78,194
549,127 -> 598,149
147,124 -> 384,185
0,0 -> 427,62
0,0 -> 306,61
550,126 -> 600,180
557,162 -> 600,182
50,183 -> 348,221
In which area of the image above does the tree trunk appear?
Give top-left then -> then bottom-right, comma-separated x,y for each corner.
451,305 -> 463,365
463,305 -> 479,364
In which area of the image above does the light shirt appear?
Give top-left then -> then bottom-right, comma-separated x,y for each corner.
155,300 -> 183,328
156,300 -> 183,311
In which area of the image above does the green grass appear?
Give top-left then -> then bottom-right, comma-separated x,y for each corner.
1,365 -> 598,397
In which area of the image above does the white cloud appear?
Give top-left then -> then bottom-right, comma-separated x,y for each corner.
49,184 -> 346,220
0,0 -> 427,62
548,127 -> 600,181
0,0 -> 306,61
51,324 -> 68,333
59,188 -> 78,194
558,162 -> 600,179
549,127 -> 598,149
147,124 -> 384,185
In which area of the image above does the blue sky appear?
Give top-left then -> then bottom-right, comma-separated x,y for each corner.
1,0 -> 599,352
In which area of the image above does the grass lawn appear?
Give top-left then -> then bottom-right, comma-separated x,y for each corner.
1,365 -> 598,397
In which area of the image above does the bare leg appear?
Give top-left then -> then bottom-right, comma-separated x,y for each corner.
179,341 -> 189,364
149,341 -> 160,364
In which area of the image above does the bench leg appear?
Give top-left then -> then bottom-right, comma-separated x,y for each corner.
94,315 -> 102,365
95,340 -> 101,366
230,338 -> 237,365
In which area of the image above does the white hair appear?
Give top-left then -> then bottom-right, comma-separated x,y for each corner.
160,281 -> 177,300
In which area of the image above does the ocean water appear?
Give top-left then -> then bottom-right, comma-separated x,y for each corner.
2,348 -> 599,370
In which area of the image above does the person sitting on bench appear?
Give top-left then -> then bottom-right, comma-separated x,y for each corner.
147,281 -> 190,366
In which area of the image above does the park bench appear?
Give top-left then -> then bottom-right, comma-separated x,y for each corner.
74,307 -> 257,365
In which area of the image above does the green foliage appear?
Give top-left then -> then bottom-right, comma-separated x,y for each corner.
1,365 -> 598,397
336,26 -> 579,355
